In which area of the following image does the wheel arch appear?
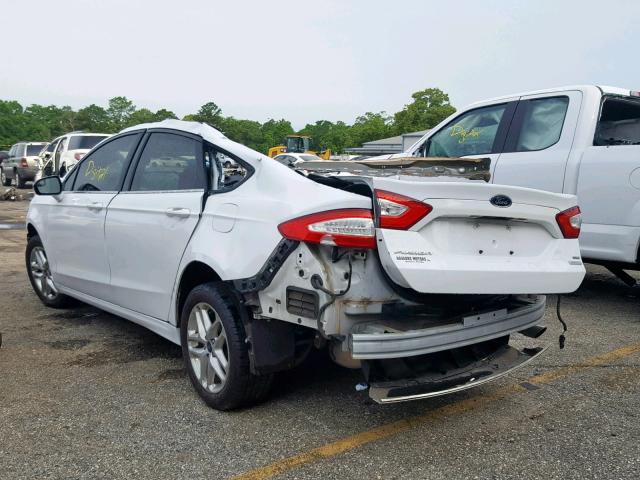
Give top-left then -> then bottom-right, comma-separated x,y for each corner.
27,223 -> 39,240
175,261 -> 222,327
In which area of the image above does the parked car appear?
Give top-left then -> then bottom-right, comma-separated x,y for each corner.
0,150 -> 9,168
26,120 -> 585,410
41,132 -> 110,176
1,142 -> 47,187
273,152 -> 322,167
380,85 -> 640,284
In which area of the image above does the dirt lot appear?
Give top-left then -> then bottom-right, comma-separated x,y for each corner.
1,195 -> 639,479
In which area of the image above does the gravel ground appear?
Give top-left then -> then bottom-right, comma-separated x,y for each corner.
1,196 -> 639,479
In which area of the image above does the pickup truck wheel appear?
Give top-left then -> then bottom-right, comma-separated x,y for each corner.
181,282 -> 273,410
0,168 -> 11,186
26,235 -> 74,308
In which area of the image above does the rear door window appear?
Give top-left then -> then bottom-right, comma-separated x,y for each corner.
206,146 -> 250,192
426,104 -> 508,157
130,132 -> 205,191
595,96 -> 640,146
73,134 -> 141,191
509,96 -> 569,151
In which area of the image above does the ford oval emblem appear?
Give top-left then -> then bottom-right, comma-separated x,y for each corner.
490,195 -> 512,208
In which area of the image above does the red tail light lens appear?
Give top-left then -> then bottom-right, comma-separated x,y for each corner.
20,158 -> 28,168
556,206 -> 582,239
278,209 -> 376,249
375,190 -> 433,230
74,152 -> 85,161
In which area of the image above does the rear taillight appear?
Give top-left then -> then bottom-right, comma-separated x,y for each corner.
556,206 -> 582,239
74,152 -> 85,161
278,209 -> 376,249
20,158 -> 28,168
375,190 -> 433,230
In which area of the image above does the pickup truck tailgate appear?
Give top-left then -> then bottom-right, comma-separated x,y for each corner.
374,180 -> 585,294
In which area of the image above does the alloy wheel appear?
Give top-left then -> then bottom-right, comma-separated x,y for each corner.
187,302 -> 229,393
30,246 -> 58,300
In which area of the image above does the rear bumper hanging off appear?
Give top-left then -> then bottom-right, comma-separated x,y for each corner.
368,343 -> 546,404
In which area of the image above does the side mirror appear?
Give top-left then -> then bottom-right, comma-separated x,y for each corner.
34,176 -> 62,195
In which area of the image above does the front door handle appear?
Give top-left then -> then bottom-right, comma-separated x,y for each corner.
165,207 -> 191,218
87,201 -> 103,211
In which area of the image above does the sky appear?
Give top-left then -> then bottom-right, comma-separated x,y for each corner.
1,0 -> 639,129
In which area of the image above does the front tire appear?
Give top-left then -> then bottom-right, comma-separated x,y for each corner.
26,235 -> 74,308
180,282 -> 272,410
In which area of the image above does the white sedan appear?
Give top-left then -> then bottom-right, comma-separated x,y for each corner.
27,119 -> 585,410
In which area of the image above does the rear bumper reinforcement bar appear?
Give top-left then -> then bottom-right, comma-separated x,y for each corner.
368,344 -> 545,404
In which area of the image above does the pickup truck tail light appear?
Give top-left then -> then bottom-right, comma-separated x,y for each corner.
556,206 -> 582,239
278,209 -> 376,249
74,152 -> 85,161
375,190 -> 433,230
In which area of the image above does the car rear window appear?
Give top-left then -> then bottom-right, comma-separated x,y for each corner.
595,96 -> 640,146
300,155 -> 322,161
67,135 -> 109,150
27,145 -> 44,156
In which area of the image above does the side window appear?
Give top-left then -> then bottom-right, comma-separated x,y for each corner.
595,96 -> 640,146
206,146 -> 249,192
275,155 -> 292,166
130,133 -> 204,191
73,134 -> 140,191
46,141 -> 58,154
513,96 -> 569,151
426,104 -> 508,157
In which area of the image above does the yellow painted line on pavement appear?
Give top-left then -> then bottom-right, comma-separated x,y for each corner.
231,342 -> 640,480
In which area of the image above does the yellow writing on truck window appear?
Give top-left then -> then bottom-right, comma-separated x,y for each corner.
450,124 -> 481,143
85,160 -> 109,182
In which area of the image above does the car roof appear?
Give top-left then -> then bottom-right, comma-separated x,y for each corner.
122,119 -> 226,143
468,85 -> 633,107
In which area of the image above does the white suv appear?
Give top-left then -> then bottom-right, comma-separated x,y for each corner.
27,120 -> 585,410
41,132 -> 111,176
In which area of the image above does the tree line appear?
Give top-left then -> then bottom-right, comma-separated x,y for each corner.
0,88 -> 456,154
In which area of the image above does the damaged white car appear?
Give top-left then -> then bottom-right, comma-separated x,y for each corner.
26,120 -> 585,410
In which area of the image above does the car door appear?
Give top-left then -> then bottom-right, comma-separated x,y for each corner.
413,102 -> 517,180
492,91 -> 582,193
53,136 -> 67,174
577,95 -> 640,262
104,130 -> 205,320
44,133 -> 142,299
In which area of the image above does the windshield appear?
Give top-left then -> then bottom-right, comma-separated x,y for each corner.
300,155 -> 322,162
67,135 -> 109,150
27,145 -> 44,156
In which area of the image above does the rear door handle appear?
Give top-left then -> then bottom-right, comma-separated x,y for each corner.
165,207 -> 191,218
87,201 -> 103,211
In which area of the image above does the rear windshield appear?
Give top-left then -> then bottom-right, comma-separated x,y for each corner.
27,145 -> 44,156
67,135 -> 109,150
595,97 -> 640,146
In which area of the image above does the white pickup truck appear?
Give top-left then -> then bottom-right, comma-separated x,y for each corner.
382,85 -> 640,284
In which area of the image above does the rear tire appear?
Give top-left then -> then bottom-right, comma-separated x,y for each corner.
26,235 -> 74,308
1,168 -> 11,186
180,282 -> 273,410
16,170 -> 26,188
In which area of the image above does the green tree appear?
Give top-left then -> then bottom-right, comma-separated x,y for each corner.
76,104 -> 110,132
106,96 -> 135,131
393,88 -> 456,134
154,108 -> 177,121
184,101 -> 224,130
126,108 -> 158,127
349,112 -> 393,146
